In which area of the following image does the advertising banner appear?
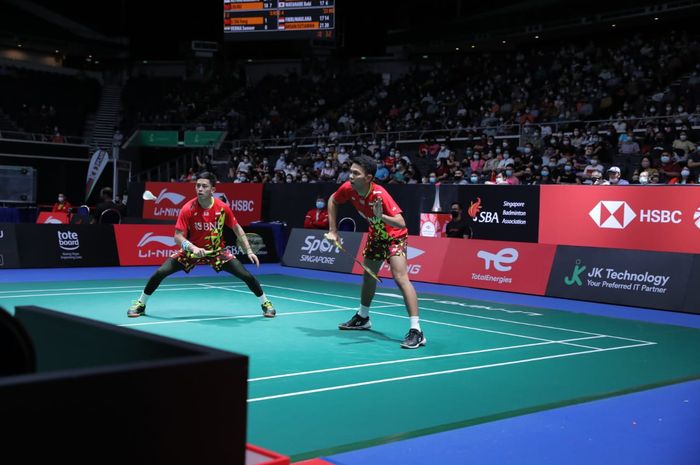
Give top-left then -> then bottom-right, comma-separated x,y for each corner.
142,182 -> 263,225
546,245 -> 693,311
282,228 -> 364,272
457,185 -> 540,243
36,212 -> 69,224
539,185 -> 700,254
419,213 -> 452,237
0,223 -> 20,268
15,224 -> 119,268
85,149 -> 109,201
440,239 -> 556,295
351,235 -> 450,283
682,256 -> 700,314
114,224 -> 179,266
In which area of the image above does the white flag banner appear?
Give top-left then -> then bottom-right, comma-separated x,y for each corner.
85,149 -> 109,201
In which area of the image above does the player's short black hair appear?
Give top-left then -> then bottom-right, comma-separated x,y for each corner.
196,171 -> 217,185
350,155 -> 378,178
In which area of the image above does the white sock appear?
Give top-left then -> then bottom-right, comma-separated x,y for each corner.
139,293 -> 150,304
409,316 -> 421,331
358,305 -> 370,318
258,293 -> 268,304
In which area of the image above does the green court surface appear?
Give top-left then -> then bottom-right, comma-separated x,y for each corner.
2,274 -> 700,460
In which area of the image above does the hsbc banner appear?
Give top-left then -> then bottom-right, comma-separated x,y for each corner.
539,185 -> 700,254
114,224 -> 179,266
440,239 -> 557,295
143,182 -> 263,226
458,185 -> 540,243
0,223 -> 21,268
282,228 -> 364,272
546,246 -> 694,312
351,235 -> 450,283
15,224 -> 119,268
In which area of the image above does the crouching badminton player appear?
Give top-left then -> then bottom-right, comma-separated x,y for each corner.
127,171 -> 275,318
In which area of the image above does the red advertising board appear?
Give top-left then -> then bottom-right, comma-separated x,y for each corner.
539,185 -> 700,254
142,182 -> 263,225
36,212 -> 69,224
351,234 -> 450,283
440,239 -> 556,295
114,224 -> 178,266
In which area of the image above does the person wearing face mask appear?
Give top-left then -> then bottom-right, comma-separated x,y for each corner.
672,132 -> 696,156
52,193 -> 73,214
657,152 -> 681,183
469,173 -> 480,184
426,171 -> 438,184
637,171 -> 651,185
503,165 -> 520,185
558,163 -> 579,184
275,153 -> 287,172
233,171 -> 248,183
606,166 -> 629,185
304,196 -> 330,229
667,166 -> 696,184
445,202 -> 473,239
451,169 -> 468,185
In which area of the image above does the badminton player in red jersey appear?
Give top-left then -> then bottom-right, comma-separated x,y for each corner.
127,171 -> 275,318
326,155 -> 425,349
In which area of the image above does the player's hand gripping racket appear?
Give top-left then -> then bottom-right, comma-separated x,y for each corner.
324,233 -> 382,283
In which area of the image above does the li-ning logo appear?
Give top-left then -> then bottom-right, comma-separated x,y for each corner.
43,216 -> 63,224
152,189 -> 186,205
57,230 -> 79,251
565,259 -> 586,286
589,201 -> 636,229
477,248 -> 519,271
137,232 -> 176,248
407,246 -> 425,260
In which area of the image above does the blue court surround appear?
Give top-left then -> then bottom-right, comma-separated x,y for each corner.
2,264 -> 699,464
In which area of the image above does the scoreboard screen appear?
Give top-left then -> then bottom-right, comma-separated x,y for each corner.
223,1 -> 335,41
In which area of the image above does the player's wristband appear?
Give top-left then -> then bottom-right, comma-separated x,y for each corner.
181,240 -> 191,251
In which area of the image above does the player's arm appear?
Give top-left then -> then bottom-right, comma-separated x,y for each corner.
372,201 -> 406,228
174,228 -> 206,257
326,193 -> 340,242
233,223 -> 260,267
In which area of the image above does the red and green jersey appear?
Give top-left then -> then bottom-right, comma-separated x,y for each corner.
175,197 -> 237,251
332,181 -> 407,240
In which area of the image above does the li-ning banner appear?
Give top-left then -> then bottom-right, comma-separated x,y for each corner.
539,185 -> 700,254
546,245 -> 694,312
282,228 -> 364,272
0,223 -> 21,268
15,224 -> 119,268
142,182 -> 263,226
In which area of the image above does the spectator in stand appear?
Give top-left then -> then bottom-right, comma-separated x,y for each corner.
606,166 -> 629,185
374,161 -> 390,183
94,186 -> 120,222
451,168 -> 468,185
468,150 -> 485,174
557,161 -> 579,184
667,165 -> 696,184
672,131 -> 696,158
582,154 -> 604,181
445,202 -> 472,239
51,127 -> 65,143
503,166 -> 520,185
275,153 -> 287,172
319,159 -> 337,182
336,163 -> 351,183
619,130 -> 640,155
52,193 -> 72,214
304,196 -> 329,229
687,146 -> 700,179
657,151 -> 682,183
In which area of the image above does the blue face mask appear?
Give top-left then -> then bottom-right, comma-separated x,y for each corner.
541,170 -> 549,177
470,176 -> 478,183
505,170 -> 513,177
316,201 -> 325,209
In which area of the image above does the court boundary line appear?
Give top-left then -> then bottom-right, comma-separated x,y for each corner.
248,341 -> 655,402
0,282 -> 248,295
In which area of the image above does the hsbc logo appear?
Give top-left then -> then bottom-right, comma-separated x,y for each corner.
477,248 -> 519,271
589,201 -> 682,229
589,201 -> 636,229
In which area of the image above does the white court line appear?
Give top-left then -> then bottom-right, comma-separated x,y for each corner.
250,335 -> 608,381
196,283 -> 350,308
248,341 -> 655,402
120,302 -> 403,327
0,282 -> 247,294
262,284 -> 655,346
0,287 -> 238,299
370,311 -> 604,350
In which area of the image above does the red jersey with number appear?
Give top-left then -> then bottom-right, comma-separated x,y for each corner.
332,181 -> 407,240
175,197 -> 237,250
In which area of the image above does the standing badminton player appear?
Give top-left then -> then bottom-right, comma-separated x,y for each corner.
127,171 -> 275,318
326,155 -> 425,349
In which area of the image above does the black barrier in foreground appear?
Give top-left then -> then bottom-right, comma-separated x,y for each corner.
1,305 -> 248,464
546,245 -> 695,313
682,256 -> 700,313
282,228 -> 364,273
14,223 -> 119,268
0,223 -> 20,268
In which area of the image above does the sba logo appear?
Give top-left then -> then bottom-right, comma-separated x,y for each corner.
565,259 -> 586,286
